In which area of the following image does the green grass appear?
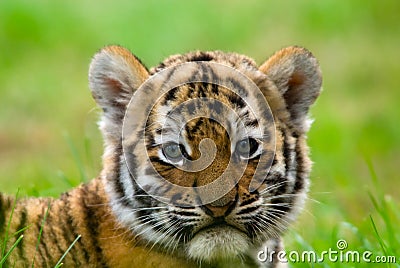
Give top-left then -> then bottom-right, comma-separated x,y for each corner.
285,168 -> 400,267
0,235 -> 24,267
0,0 -> 399,267
54,234 -> 81,268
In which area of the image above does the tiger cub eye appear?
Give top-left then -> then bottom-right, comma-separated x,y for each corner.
236,138 -> 259,158
163,143 -> 183,161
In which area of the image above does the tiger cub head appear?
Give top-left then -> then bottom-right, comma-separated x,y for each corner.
89,46 -> 322,263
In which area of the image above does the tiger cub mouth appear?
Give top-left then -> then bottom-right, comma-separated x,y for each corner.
193,219 -> 246,237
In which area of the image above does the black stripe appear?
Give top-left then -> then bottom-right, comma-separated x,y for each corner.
284,129 -> 297,176
187,84 -> 195,99
227,93 -> 245,109
81,186 -> 109,267
160,67 -> 180,97
35,204 -> 51,267
245,119 -> 259,128
261,106 -> 274,123
282,129 -> 294,195
211,83 -> 219,95
188,52 -> 214,62
207,66 -> 218,85
185,124 -> 194,142
125,143 -> 138,175
196,64 -> 208,88
199,205 -> 214,217
239,197 -> 257,207
293,138 -> 306,192
228,78 -> 248,98
113,169 -> 125,200
153,183 -> 173,196
145,133 -> 155,148
149,156 -> 176,168
224,191 -> 239,216
192,117 -> 204,131
161,86 -> 179,105
61,193 -> 84,265
134,187 -> 154,209
44,211 -> 65,265
136,209 -> 153,226
185,118 -> 204,141
197,83 -> 207,98
175,211 -> 199,217
240,110 -> 250,119
16,207 -> 27,264
152,127 -> 174,139
270,197 -> 292,214
110,145 -> 130,209
237,206 -> 258,215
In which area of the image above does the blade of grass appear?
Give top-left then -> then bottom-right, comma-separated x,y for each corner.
1,189 -> 19,266
371,193 -> 397,256
63,132 -> 88,183
13,225 -> 31,237
369,215 -> 388,256
367,161 -> 397,256
54,234 -> 81,268
0,235 -> 24,266
84,135 -> 94,176
365,157 -> 378,185
56,170 -> 75,188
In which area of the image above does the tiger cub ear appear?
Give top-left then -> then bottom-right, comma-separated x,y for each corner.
89,45 -> 149,122
259,46 -> 322,133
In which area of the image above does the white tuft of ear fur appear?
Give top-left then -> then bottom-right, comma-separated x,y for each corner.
260,46 -> 322,133
89,45 -> 149,141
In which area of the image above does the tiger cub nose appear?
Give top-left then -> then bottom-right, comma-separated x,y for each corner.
202,190 -> 238,217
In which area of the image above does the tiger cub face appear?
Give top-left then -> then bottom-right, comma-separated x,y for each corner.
89,46 -> 322,263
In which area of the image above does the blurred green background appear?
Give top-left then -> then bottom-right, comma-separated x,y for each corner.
0,0 -> 399,266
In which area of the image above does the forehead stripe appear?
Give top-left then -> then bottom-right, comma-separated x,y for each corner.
245,119 -> 259,128
161,86 -> 179,105
227,93 -> 246,108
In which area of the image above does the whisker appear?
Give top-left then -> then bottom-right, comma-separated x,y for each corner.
259,180 -> 289,195
146,218 -> 181,251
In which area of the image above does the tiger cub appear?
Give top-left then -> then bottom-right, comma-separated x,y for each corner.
0,45 -> 322,267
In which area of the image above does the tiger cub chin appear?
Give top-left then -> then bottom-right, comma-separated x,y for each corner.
0,45 -> 322,268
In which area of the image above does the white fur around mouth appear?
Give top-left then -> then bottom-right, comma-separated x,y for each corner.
186,225 -> 251,262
